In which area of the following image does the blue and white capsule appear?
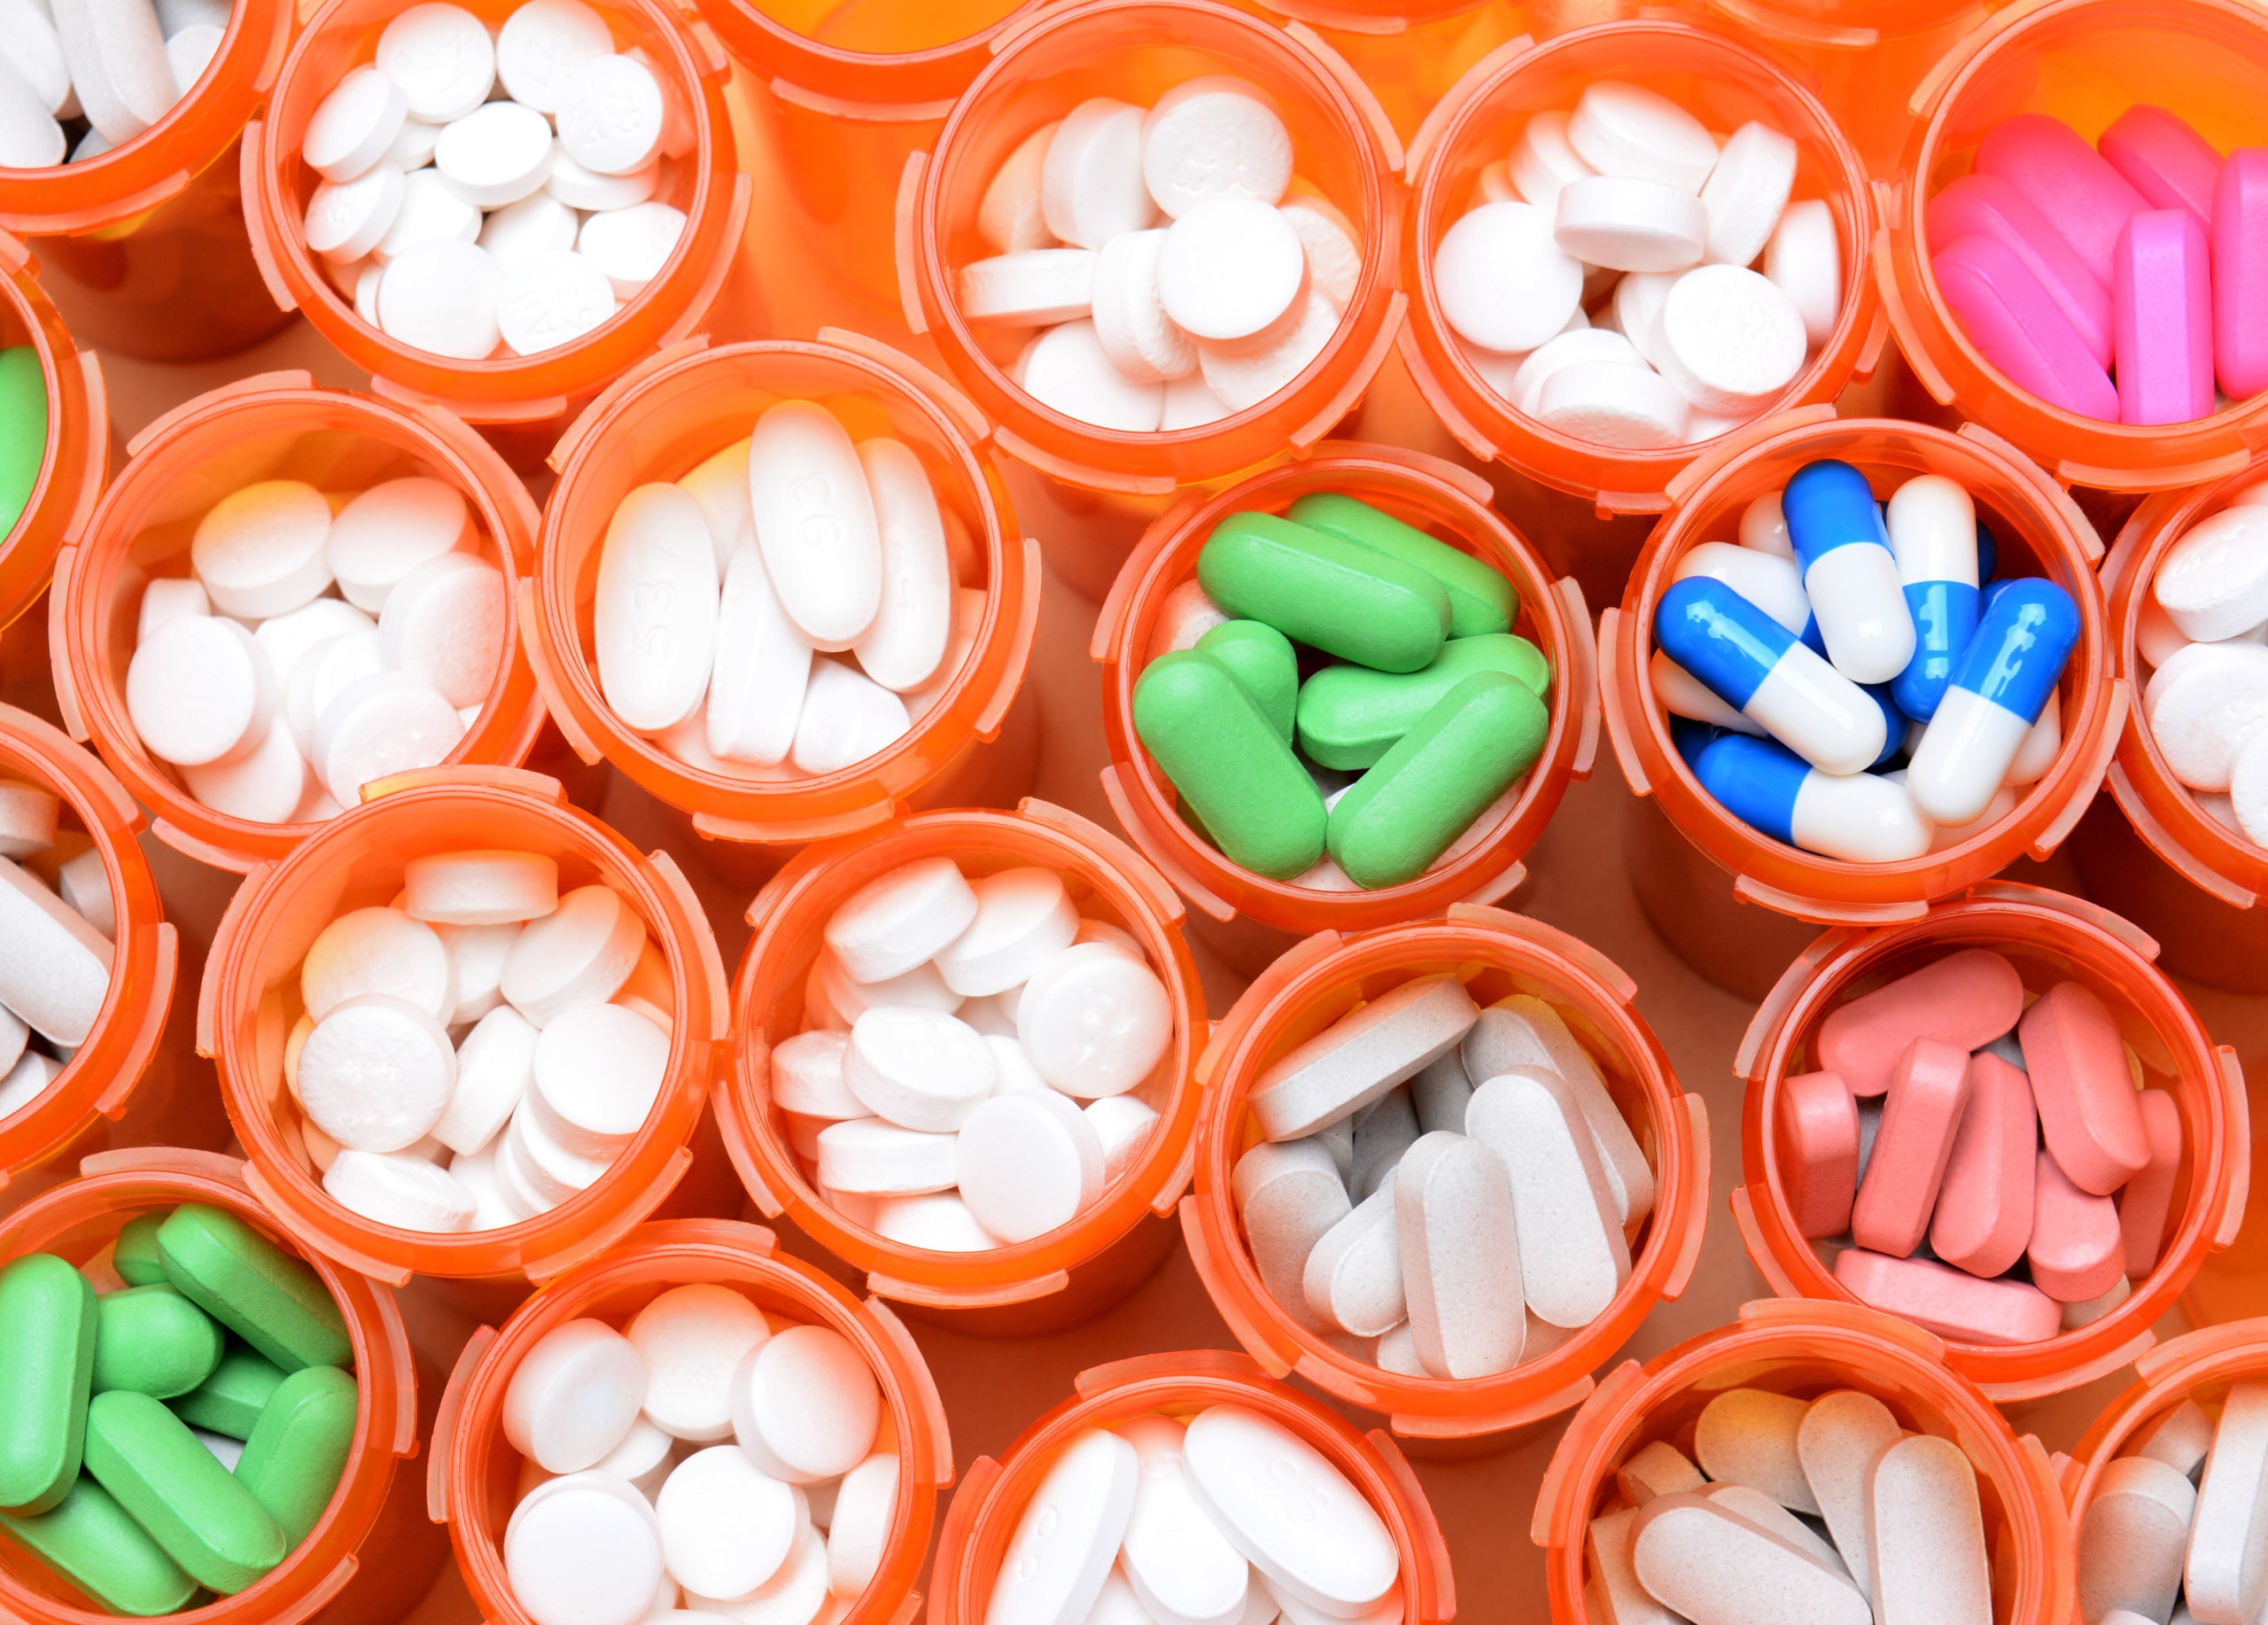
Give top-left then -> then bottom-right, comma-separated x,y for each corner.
1696,734 -> 1933,862
1654,577 -> 1886,776
1907,577 -> 2081,825
1783,460 -> 1917,685
1674,541 -> 1821,653
1884,474 -> 1981,721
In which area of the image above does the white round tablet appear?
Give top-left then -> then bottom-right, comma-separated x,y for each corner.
1536,359 -> 1690,448
378,549 -> 510,705
547,150 -> 659,212
377,237 -> 501,360
958,248 -> 1097,327
1654,263 -> 1807,416
814,1117 -> 957,1197
376,3 -> 496,124
313,671 -> 469,808
727,1324 -> 882,1484
933,866 -> 1078,997
405,850 -> 558,925
555,53 -> 664,177
304,65 -> 408,183
1140,76 -> 1292,218
577,201 -> 685,299
844,1007 -> 994,1131
481,190 -> 584,273
1700,121 -> 1797,268
183,714 -> 312,825
1506,327 -> 1646,418
1509,109 -> 1595,214
502,882 -> 648,1025
1566,80 -> 1718,193
496,0 -> 613,113
1040,97 -> 1155,250
301,902 -> 455,1025
505,1474 -> 664,1625
1432,201 -> 1581,355
297,992 -> 458,1153
326,476 -> 470,612
1015,944 -> 1172,1099
190,478 -> 335,619
435,99 -> 556,209
870,1190 -> 998,1251
1195,289 -> 1339,414
1155,197 -> 1305,345
656,1446 -> 800,1600
433,1001 -> 538,1155
956,1090 -> 1106,1243
504,1318 -> 649,1473
626,1282 -> 770,1443
1552,175 -> 1707,272
528,1000 -> 669,1157
822,855 -> 977,984
1766,198 -> 1841,348
322,1147 -> 476,1232
304,162 -> 406,264
1016,320 -> 1164,432
374,167 -> 484,265
125,614 -> 275,768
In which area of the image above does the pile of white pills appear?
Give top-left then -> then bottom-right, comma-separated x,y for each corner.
2135,478 -> 2268,844
988,1403 -> 1402,1625
0,781 -> 115,1122
2080,1383 -> 2268,1625
957,78 -> 1363,431
123,473 -> 507,823
1434,82 -> 1841,448
1233,976 -> 1652,1379
297,0 -> 692,360
775,853 -> 1172,1251
597,399 -> 981,780
501,1287 -> 897,1625
276,848 -> 674,1232
0,0 -> 229,168
1590,1386 -> 1992,1625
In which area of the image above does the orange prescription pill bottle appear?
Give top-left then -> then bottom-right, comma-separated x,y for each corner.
722,802 -> 1208,1333
530,337 -> 1040,865
1237,0 -> 1526,148
0,240 -> 104,638
928,1349 -> 1455,1625
198,771 -> 731,1288
1184,906 -> 1708,1442
1733,882 -> 2247,1401
1400,20 -> 1884,521
1600,415 -> 2117,997
1880,0 -> 2268,494
0,0 -> 296,362
50,374 -> 548,876
1535,1298 -> 2076,1625
0,1147 -> 447,1625
432,1217 -> 951,1625
242,0 -> 749,465
1094,443 -> 1597,976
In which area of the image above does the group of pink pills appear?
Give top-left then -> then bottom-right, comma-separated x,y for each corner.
1929,106 -> 2268,425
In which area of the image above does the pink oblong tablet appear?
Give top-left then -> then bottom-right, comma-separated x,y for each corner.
1935,234 -> 2121,421
2119,1089 -> 2182,1278
2100,105 -> 2221,231
2115,209 -> 2214,426
2214,149 -> 2268,400
2020,980 -> 2151,1194
1929,1051 -> 2037,1279
2029,1147 -> 2125,1302
1927,171 -> 2113,367
1835,1247 -> 2062,1346
1851,1038 -> 1971,1259
1815,948 -> 2024,1099
1977,112 -> 2149,274
1777,1069 -> 1858,1240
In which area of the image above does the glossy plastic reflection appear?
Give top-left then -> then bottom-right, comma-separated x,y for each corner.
0,241 -> 104,635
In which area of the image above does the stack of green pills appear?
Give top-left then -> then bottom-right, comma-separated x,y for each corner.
0,347 -> 44,539
0,1204 -> 359,1616
1134,494 -> 1551,889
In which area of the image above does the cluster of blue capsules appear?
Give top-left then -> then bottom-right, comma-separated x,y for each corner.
1650,460 -> 2080,862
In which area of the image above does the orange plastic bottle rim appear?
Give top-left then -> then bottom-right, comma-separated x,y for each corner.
2062,1325 -> 2268,1522
689,0 -> 1052,103
0,251 -> 102,636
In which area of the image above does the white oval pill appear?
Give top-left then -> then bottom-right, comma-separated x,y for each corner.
626,1282 -> 769,1443
377,237 -> 501,360
1181,1406 -> 1396,1620
1156,197 -> 1305,345
748,400 -> 882,652
495,0 -> 612,113
595,482 -> 719,731
555,52 -> 664,176
305,65 -> 408,183
1041,97 -> 1155,249
990,1428 -> 1138,1625
126,614 -> 274,767
1433,200 -> 1581,355
298,991 -> 459,1153
578,201 -> 684,299
728,1324 -> 882,1484
849,439 -> 953,695
704,541 -> 812,767
791,659 -> 910,775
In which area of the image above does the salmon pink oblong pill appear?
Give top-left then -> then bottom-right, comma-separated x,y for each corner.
1776,1069 -> 1858,1240
1926,172 -> 2113,367
1934,235 -> 2120,421
1928,1051 -> 2037,1279
1833,1247 -> 2062,1345
1976,112 -> 2150,274
2114,209 -> 2214,426
1851,1038 -> 1971,1259
2119,1089 -> 2182,1279
2020,980 -> 2151,1194
2028,1147 -> 2125,1302
2213,149 -> 2268,400
1814,948 -> 2023,1099
2100,105 -> 2221,231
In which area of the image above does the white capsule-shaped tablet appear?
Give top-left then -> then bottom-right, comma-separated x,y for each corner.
51,0 -> 173,144
1866,1435 -> 1991,1625
748,400 -> 882,652
701,540 -> 812,767
1464,1065 -> 1628,1326
1628,1494 -> 1868,1625
1433,200 -> 1582,356
1181,1406 -> 1396,1621
1115,1415 -> 1252,1625
849,438 -> 952,694
594,481 -> 718,732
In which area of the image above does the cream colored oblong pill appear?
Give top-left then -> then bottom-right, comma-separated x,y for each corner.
1232,1139 -> 1350,1333
850,437 -> 952,694
1705,1484 -> 1850,1579
1865,1434 -> 1992,1625
1629,1493 -> 1869,1625
1395,1129 -> 1523,1379
749,400 -> 882,652
1301,1171 -> 1403,1338
2084,1455 -> 2195,1625
1797,1388 -> 1901,1602
1462,992 -> 1655,1225
1617,1441 -> 1705,1509
1247,973 -> 1479,1142
594,481 -> 718,733
1694,1388 -> 1819,1514
2187,1382 -> 2268,1625
1464,1065 -> 1627,1329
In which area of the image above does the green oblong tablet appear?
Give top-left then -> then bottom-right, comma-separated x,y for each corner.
1297,634 -> 1551,770
1197,512 -> 1450,673
1327,672 -> 1550,889
95,1285 -> 225,1400
113,1215 -> 168,1287
1135,649 -> 1325,881
83,1389 -> 287,1595
0,346 -> 46,539
0,1253 -> 97,1515
1194,619 -> 1299,745
0,1473 -> 199,1617
156,1205 -> 349,1373
1286,491 -> 1518,637
235,1365 -> 358,1547
171,1344 -> 288,1441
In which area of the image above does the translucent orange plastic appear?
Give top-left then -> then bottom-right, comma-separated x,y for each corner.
1184,908 -> 1708,1441
927,1350 -> 1455,1625
1536,1299 -> 2076,1625
1880,0 -> 2268,494
1241,0 -> 1528,146
1400,20 -> 1883,517
722,803 -> 1208,1332
903,0 -> 1405,497
434,1217 -> 951,1625
242,0 -> 746,452
1733,882 -> 2247,1401
0,1148 -> 446,1625
1602,416 -> 2118,932
0,239 -> 104,635
0,0 -> 295,361
530,338 -> 1040,855
198,771 -> 730,1287
1093,443 -> 1597,952
50,375 -> 548,875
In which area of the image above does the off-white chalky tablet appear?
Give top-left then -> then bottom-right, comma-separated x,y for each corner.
2081,1455 -> 2194,1624
548,150 -> 659,212
1141,76 -> 1291,219
0,1050 -> 59,1120
136,577 -> 209,641
824,855 -> 977,984
987,1427 -> 1138,1625
1462,993 -> 1655,1224
0,782 -> 58,861
1509,111 -> 1596,214
792,659 -> 912,775
1195,288 -> 1340,414
305,162 -> 407,263
1249,974 -> 1480,1141
772,1030 -> 860,1120
0,857 -> 111,1046
1567,82 -> 1718,193
377,237 -> 501,359
496,249 -> 618,356
305,66 -> 408,183
844,1007 -> 993,1132
1655,265 -> 1807,416
404,850 -> 558,927
1090,228 -> 1195,386
56,849 -> 112,938
1795,1389 -> 1900,1601
183,715 -> 311,824
816,1116 -> 956,1196
497,0 -> 613,113
298,993 -> 459,1152
579,201 -> 684,299
656,1445 -> 799,1599
165,22 -> 221,96
377,3 -> 493,122
1613,268 -> 1676,364
625,1283 -> 769,1444
1433,201 -> 1583,355
302,905 -> 454,1022
1161,370 -> 1233,430
827,1451 -> 897,1599
2134,1399 -> 2215,1478
502,882 -> 647,1025
870,1190 -> 994,1249
1586,1508 -> 1678,1625
1301,1173 -> 1403,1337
1278,197 -> 1360,313
1182,1405 -> 1397,1621
1086,1095 -> 1159,1182
1505,328 -> 1646,418
957,1090 -> 1105,1243
981,121 -> 1059,254
435,99 -> 555,209
1015,943 -> 1172,1099
1700,121 -> 1797,268
432,1002 -> 538,1155
322,1147 -> 475,1232
984,1033 -> 1046,1095
481,190 -> 583,273
1115,1415 -> 1251,1625
2187,1382 -> 2268,1624
325,476 -> 469,612
313,672 -> 467,807
1232,1139 -> 1351,1330
529,1000 -> 668,1156
1394,1129 -> 1522,1378
2155,507 -> 2268,643
729,1324 -> 881,1484
1864,1434 -> 1990,1625
1693,1389 -> 1819,1513
1628,1494 -> 1868,1625
52,0 -> 174,143
959,249 -> 1097,326
385,118 -> 442,170
749,400 -> 882,652
1766,198 -> 1841,349
506,1474 -> 664,1625
594,1415 -> 673,1498
1042,97 -> 1155,250
556,52 -> 664,176
594,481 -> 718,732
1616,1441 -> 1705,1507
506,1318 -> 649,1472
820,948 -> 960,1024
1,0 -> 71,121
1704,1485 -> 1848,1578
191,479 -> 334,619
1553,175 -> 1707,272
1536,361 -> 1689,449
1349,1087 -> 1415,1202
1464,1067 -> 1627,1327
850,437 -> 952,694
935,867 -> 1076,997
1019,318 -> 1166,432
2146,641 -> 2268,792
1156,198 -> 1305,345
375,166 -> 482,264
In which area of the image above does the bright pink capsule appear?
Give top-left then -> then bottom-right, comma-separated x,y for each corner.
2119,1089 -> 2182,1279
1815,947 -> 2024,1099
2214,149 -> 2268,400
1777,1069 -> 1859,1240
1927,171 -> 2113,367
1935,234 -> 2120,421
2028,1147 -> 2125,1302
1928,1051 -> 2037,1279
1851,1039 -> 1970,1259
2114,209 -> 2214,426
2099,105 -> 2221,232
2021,980 -> 2151,1195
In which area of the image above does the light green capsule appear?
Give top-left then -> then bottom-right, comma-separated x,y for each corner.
0,1473 -> 199,1617
113,1215 -> 168,1287
0,347 -> 46,540
1327,672 -> 1550,889
157,1205 -> 349,1373
1197,512 -> 1450,673
1194,619 -> 1299,744
1297,634 -> 1551,770
1286,492 -> 1518,637
235,1365 -> 357,1547
94,1286 -> 225,1400
83,1390 -> 287,1595
1134,649 -> 1325,881
0,1253 -> 97,1515
172,1345 -> 288,1441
